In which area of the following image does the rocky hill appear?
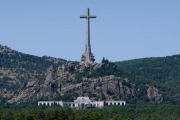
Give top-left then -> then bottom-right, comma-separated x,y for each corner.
8,60 -> 163,104
0,44 -> 180,105
0,44 -> 68,103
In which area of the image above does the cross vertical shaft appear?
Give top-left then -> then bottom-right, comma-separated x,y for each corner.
87,8 -> 90,48
80,8 -> 96,63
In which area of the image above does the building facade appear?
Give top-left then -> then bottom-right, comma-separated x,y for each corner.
38,97 -> 126,108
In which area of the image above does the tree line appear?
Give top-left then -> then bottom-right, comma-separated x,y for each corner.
1,105 -> 180,120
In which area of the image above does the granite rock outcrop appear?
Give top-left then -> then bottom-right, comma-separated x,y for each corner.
147,86 -> 163,103
8,62 -> 163,104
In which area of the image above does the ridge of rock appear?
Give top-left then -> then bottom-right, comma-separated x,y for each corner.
8,62 -> 163,104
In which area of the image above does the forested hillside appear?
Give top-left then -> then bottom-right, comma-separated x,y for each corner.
0,45 -> 71,102
115,55 -> 180,87
115,55 -> 180,104
1,44 -> 180,106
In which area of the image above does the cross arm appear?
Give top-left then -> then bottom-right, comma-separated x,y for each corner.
80,15 -> 87,18
89,15 -> 96,18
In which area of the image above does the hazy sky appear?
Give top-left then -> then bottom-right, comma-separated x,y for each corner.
0,0 -> 180,62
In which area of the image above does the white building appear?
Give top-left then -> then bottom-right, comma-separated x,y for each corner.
38,97 -> 126,108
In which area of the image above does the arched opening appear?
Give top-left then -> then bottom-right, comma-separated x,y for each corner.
81,103 -> 85,107
51,103 -> 54,106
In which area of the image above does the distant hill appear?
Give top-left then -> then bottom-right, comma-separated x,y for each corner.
115,55 -> 180,88
1,44 -> 180,106
0,44 -> 69,100
115,55 -> 180,104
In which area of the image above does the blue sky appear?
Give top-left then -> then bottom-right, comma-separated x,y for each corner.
0,0 -> 180,62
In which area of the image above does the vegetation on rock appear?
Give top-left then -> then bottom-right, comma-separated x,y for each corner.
1,44 -> 180,105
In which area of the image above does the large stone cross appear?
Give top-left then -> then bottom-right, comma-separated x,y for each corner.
80,8 -> 96,48
80,8 -> 96,63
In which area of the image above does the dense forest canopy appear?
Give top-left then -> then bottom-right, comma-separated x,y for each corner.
0,104 -> 180,120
